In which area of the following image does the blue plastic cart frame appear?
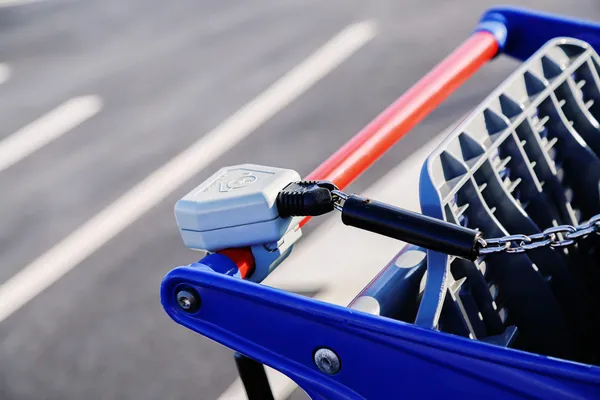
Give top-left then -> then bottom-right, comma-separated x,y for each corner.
161,8 -> 600,399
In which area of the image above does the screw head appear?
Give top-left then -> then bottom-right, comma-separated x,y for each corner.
176,289 -> 200,312
313,348 -> 340,375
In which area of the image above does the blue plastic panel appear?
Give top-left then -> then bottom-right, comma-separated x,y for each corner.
162,256 -> 600,399
477,7 -> 600,60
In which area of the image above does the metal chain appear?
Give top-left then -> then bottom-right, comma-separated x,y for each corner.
331,190 -> 348,211
478,214 -> 600,255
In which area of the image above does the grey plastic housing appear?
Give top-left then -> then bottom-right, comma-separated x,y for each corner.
175,164 -> 301,252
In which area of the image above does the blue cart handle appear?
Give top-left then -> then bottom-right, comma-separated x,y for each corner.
477,6 -> 600,60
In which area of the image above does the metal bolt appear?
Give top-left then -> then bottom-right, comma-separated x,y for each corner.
176,289 -> 200,312
313,348 -> 341,375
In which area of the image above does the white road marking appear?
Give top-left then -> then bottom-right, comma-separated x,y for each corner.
0,0 -> 42,7
217,132 -> 446,400
0,64 -> 10,85
0,21 -> 376,323
0,96 -> 103,172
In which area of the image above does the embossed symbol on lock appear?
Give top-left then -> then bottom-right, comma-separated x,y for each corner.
220,173 -> 258,192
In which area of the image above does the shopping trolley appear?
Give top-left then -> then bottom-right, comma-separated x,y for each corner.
160,7 -> 600,399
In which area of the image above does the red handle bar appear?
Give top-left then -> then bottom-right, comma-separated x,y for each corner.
222,31 -> 499,277
301,31 -> 498,226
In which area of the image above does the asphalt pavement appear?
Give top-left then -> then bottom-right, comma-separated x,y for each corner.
0,1 -> 599,399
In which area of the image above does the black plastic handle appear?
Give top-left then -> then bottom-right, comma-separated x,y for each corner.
341,195 -> 481,260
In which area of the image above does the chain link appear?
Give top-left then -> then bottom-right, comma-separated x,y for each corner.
478,214 -> 600,255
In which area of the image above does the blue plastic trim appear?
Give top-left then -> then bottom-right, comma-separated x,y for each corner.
476,6 -> 600,60
474,20 -> 507,53
197,253 -> 242,278
348,245 -> 427,321
419,161 -> 444,220
160,258 -> 600,399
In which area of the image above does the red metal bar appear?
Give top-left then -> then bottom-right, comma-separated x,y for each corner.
221,31 -> 499,274
219,248 -> 255,279
300,31 -> 498,226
